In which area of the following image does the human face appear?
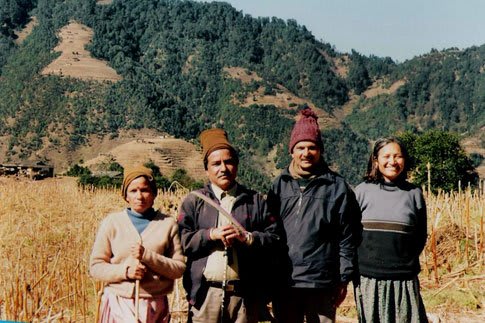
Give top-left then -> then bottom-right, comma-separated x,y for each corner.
291,141 -> 321,171
375,142 -> 405,182
125,176 -> 155,214
206,149 -> 238,191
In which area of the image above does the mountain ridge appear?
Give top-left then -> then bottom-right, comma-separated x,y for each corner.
0,0 -> 483,189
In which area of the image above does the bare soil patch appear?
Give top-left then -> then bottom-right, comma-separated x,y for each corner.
332,93 -> 359,122
331,54 -> 350,78
317,49 -> 349,78
332,79 -> 406,123
224,66 -> 262,84
41,21 -> 122,82
363,79 -> 406,98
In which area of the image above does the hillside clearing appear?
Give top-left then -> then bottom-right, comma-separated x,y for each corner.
82,136 -> 206,181
363,79 -> 406,98
224,66 -> 339,129
41,21 -> 122,82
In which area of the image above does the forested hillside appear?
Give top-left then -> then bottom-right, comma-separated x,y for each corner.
347,47 -> 485,138
0,0 -> 483,191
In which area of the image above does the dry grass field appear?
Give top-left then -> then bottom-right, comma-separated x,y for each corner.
0,177 -> 483,322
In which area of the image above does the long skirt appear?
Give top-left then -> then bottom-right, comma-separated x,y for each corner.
99,289 -> 170,323
354,276 -> 428,323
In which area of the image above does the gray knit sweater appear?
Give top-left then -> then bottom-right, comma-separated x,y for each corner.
355,181 -> 427,279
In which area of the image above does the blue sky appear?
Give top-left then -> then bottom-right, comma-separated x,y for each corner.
197,0 -> 485,62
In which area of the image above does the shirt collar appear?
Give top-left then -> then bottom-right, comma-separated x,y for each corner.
210,182 -> 238,200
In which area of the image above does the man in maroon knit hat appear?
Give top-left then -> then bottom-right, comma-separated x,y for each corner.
267,108 -> 362,323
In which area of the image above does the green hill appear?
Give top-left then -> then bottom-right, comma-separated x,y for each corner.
0,0 -> 483,191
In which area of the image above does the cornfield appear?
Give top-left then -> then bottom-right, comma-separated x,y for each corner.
0,177 -> 483,322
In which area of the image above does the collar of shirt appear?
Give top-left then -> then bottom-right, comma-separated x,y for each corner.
211,183 -> 238,201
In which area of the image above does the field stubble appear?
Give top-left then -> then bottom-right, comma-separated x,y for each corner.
0,177 -> 483,322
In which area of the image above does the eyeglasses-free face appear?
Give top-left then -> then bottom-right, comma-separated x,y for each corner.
206,148 -> 238,191
375,142 -> 405,182
125,176 -> 155,214
291,141 -> 321,171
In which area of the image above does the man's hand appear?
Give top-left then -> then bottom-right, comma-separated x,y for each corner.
210,225 -> 246,247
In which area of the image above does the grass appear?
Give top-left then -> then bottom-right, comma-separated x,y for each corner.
0,177 -> 483,322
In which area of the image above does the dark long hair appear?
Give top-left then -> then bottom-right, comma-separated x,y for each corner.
364,137 -> 409,183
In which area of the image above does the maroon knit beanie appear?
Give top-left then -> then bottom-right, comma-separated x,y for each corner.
289,108 -> 323,153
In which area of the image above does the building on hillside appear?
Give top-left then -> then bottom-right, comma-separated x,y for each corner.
0,162 -> 54,180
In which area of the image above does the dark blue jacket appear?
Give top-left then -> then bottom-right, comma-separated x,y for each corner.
178,183 -> 285,309
267,166 -> 362,288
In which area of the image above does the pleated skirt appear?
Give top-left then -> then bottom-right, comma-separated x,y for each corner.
354,276 -> 428,323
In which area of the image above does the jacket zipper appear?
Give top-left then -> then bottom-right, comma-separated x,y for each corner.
295,190 -> 303,225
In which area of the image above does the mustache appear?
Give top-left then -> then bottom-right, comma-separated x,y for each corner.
217,171 -> 233,178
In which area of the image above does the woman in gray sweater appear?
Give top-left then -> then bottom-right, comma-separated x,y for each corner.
354,137 -> 428,323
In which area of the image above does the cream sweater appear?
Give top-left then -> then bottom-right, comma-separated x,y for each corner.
89,209 -> 186,298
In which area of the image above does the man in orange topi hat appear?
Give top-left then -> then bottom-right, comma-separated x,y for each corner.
178,128 -> 285,323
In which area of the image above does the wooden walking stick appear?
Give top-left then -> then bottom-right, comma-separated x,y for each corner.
135,279 -> 140,322
94,282 -> 105,323
135,238 -> 142,322
220,246 -> 229,323
190,191 -> 245,233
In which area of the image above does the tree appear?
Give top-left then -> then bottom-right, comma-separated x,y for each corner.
171,168 -> 203,190
66,163 -> 91,176
347,50 -> 371,95
398,130 -> 477,192
107,161 -> 124,172
143,160 -> 171,189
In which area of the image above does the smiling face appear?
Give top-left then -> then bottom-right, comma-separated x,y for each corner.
375,142 -> 405,182
291,141 -> 321,171
125,176 -> 155,214
206,148 -> 238,190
